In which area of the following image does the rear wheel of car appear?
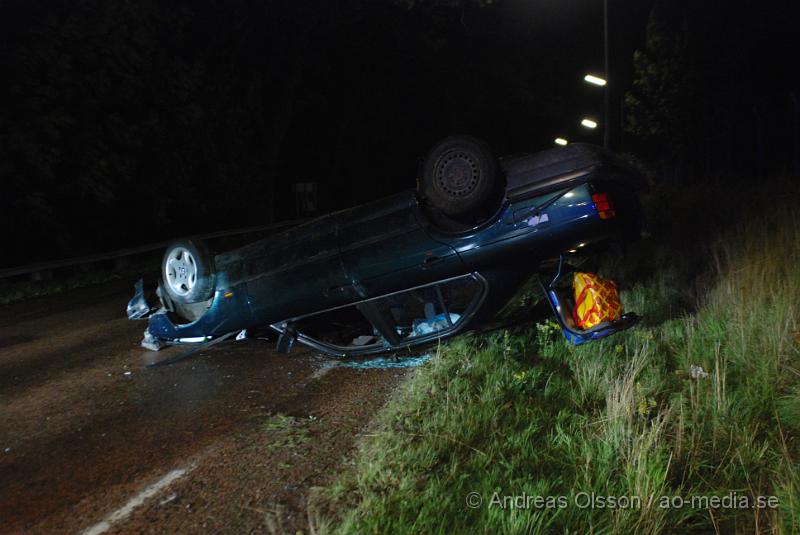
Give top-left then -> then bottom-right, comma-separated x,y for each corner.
162,239 -> 216,305
419,135 -> 500,219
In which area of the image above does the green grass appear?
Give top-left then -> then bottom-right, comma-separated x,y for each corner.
312,189 -> 800,534
0,262 -> 158,306
0,270 -> 125,305
264,413 -> 317,450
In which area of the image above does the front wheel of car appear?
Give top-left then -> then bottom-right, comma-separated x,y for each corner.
419,135 -> 501,219
161,239 -> 216,305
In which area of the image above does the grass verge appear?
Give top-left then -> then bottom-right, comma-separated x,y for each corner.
313,188 -> 800,534
0,269 -> 133,305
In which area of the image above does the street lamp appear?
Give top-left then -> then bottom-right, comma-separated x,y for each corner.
554,137 -> 568,146
581,118 -> 598,129
583,74 -> 607,86
603,0 -> 609,150
582,0 -> 610,149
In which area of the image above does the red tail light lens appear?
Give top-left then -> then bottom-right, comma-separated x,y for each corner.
592,193 -> 616,219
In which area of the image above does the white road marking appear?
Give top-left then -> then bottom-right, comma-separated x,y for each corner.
79,463 -> 196,535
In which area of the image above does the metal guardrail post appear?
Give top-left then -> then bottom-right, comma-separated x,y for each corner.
0,218 -> 308,281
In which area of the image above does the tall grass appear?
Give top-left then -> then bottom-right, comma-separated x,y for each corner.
313,188 -> 800,534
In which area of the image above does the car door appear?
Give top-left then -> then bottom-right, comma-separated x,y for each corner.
244,214 -> 351,322
336,192 -> 464,298
269,272 -> 488,356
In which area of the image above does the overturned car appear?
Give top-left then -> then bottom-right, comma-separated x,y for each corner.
128,136 -> 645,357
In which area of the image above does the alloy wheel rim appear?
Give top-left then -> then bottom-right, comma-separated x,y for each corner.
165,248 -> 197,297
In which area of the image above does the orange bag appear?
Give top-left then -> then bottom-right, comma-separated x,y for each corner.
572,272 -> 622,329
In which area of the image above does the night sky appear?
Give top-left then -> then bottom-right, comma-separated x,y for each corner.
1,0 -> 797,267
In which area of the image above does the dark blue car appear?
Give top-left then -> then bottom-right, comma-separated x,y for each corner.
128,136 -> 645,356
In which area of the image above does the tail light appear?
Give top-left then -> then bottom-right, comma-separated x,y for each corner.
591,193 -> 616,220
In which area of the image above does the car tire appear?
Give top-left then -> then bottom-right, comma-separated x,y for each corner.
161,239 -> 216,305
419,135 -> 500,218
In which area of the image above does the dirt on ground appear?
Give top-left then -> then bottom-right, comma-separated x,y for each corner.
0,279 -> 409,534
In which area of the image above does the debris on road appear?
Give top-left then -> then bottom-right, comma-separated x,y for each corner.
690,364 -> 709,379
337,353 -> 432,369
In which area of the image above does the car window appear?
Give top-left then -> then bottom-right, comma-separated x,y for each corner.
372,275 -> 484,340
279,274 -> 486,354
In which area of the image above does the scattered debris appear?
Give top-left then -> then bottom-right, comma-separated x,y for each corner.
126,279 -> 151,320
350,335 -> 376,346
337,353 -> 432,369
690,365 -> 709,379
159,493 -> 177,506
141,330 -> 163,351
412,313 -> 460,336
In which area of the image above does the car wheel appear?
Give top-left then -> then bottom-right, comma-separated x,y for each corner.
161,239 -> 216,305
419,135 -> 500,219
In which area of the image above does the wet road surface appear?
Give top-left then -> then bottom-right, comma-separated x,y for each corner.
0,280 -> 409,534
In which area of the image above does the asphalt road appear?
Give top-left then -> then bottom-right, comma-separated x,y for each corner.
0,279 -> 408,534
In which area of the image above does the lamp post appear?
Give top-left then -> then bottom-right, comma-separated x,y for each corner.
568,2 -> 610,150
583,1 -> 610,149
603,0 -> 609,150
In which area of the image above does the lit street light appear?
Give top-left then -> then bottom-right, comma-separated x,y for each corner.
581,0 -> 610,149
554,137 -> 568,146
581,118 -> 598,129
583,74 -> 607,86
603,0 -> 609,149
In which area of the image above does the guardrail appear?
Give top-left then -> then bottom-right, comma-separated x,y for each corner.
0,219 -> 307,281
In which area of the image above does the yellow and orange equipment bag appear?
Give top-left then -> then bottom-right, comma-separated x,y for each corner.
572,272 -> 623,329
